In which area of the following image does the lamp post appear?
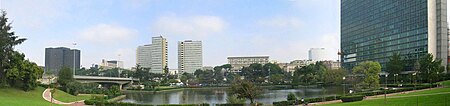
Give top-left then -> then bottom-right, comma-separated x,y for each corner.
343,77 -> 346,96
394,74 -> 398,85
72,43 -> 77,76
384,74 -> 388,104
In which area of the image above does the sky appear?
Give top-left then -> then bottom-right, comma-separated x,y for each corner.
1,0 -> 344,69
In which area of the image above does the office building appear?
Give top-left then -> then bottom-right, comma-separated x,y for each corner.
100,59 -> 123,69
341,0 -> 448,70
45,47 -> 80,74
286,60 -> 315,72
136,44 -> 152,68
151,36 -> 168,73
227,56 -> 269,70
178,40 -> 203,73
309,48 -> 327,61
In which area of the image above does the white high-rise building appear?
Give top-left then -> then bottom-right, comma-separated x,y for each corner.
178,40 -> 203,73
308,48 -> 326,61
136,44 -> 152,68
151,36 -> 168,73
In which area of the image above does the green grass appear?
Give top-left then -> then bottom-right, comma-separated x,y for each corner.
53,89 -> 92,103
322,80 -> 450,106
0,87 -> 59,106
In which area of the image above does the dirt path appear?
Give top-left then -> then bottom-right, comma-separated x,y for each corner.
42,88 -> 85,106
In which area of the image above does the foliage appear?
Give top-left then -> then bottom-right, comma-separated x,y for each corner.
0,11 -> 27,87
226,94 -> 246,104
293,62 -> 327,85
229,78 -> 261,104
386,53 -> 404,75
217,104 -> 245,106
418,53 -> 444,83
352,61 -> 381,89
340,95 -> 364,102
57,67 -> 74,87
270,74 -> 284,84
323,68 -> 347,85
287,93 -> 297,101
5,51 -> 44,91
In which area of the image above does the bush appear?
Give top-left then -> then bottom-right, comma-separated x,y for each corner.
216,104 -> 245,106
273,100 -> 296,106
156,104 -> 209,106
287,93 -> 297,101
341,95 -> 364,102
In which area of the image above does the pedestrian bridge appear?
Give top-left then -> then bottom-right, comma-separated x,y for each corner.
74,75 -> 137,89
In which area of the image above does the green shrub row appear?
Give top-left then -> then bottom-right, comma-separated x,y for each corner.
85,99 -> 214,106
273,95 -> 341,106
216,104 -> 245,106
340,95 -> 364,102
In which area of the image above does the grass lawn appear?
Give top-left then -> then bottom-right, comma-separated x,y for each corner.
322,80 -> 450,106
53,89 -> 92,103
0,86 -> 59,106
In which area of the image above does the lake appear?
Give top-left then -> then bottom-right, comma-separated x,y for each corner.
120,85 -> 344,105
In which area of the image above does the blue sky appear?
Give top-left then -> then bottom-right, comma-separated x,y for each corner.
3,0 -> 343,68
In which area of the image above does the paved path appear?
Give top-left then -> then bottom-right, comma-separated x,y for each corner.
42,88 -> 85,106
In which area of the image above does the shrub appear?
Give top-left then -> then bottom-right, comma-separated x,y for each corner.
156,104 -> 209,106
217,104 -> 245,106
273,100 -> 296,106
341,95 -> 364,102
287,93 -> 297,101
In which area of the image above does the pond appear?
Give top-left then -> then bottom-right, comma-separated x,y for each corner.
120,85 -> 344,105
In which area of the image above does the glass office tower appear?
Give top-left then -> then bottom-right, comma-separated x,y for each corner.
341,0 -> 448,71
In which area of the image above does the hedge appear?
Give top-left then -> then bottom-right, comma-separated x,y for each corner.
273,100 -> 296,106
341,95 -> 364,102
156,104 -> 209,106
216,104 -> 245,106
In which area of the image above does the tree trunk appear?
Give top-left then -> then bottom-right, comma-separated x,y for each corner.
250,98 -> 254,104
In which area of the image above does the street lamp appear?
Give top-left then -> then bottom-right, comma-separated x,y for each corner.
394,74 -> 398,85
343,77 -> 346,96
72,43 -> 77,76
384,74 -> 388,104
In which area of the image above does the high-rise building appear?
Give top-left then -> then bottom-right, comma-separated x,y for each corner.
150,36 -> 168,73
45,47 -> 80,74
178,40 -> 203,73
136,44 -> 152,68
227,56 -> 269,70
308,48 -> 326,61
341,0 -> 448,71
100,59 -> 123,69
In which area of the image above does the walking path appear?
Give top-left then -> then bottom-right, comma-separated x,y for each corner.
42,88 -> 85,106
314,88 -> 439,105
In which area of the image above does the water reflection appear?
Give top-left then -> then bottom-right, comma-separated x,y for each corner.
121,86 -> 343,105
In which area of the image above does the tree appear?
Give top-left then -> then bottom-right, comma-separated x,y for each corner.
57,67 -> 74,87
5,51 -> 43,91
387,53 -> 404,75
269,74 -> 284,84
0,11 -> 27,87
229,78 -> 261,104
287,93 -> 297,101
418,53 -> 444,83
323,68 -> 347,85
227,94 -> 246,104
352,61 -> 381,89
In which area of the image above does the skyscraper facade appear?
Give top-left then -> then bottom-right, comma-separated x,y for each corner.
308,48 -> 326,61
178,40 -> 203,73
45,47 -> 80,74
150,36 -> 168,73
136,44 -> 152,68
341,0 -> 448,71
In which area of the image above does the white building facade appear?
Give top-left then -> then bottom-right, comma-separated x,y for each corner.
178,40 -> 203,73
136,44 -> 152,68
151,36 -> 168,74
308,48 -> 326,61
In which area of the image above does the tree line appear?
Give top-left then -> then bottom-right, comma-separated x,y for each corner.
0,11 -> 44,91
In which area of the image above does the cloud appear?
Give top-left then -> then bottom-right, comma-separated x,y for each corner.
79,24 -> 137,44
151,15 -> 227,38
258,16 -> 303,28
